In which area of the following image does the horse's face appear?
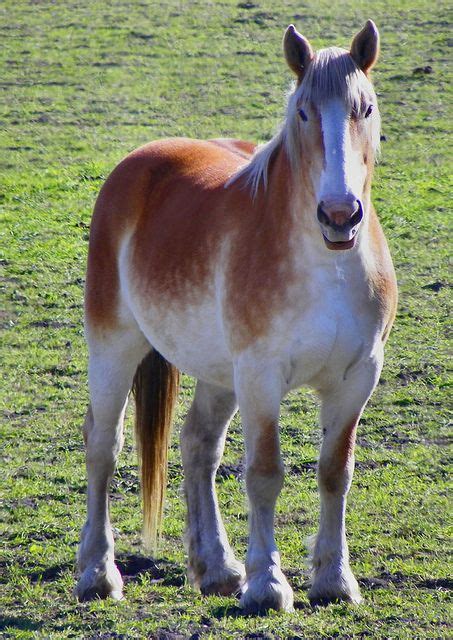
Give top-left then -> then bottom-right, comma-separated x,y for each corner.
284,21 -> 380,251
314,95 -> 376,250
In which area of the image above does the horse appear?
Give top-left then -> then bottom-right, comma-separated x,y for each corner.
76,20 -> 397,612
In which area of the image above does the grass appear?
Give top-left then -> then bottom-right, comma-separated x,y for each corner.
1,0 -> 451,638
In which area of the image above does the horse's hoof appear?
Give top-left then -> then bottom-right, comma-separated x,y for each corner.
239,568 -> 294,614
308,569 -> 362,606
76,563 -> 124,602
198,560 -> 246,596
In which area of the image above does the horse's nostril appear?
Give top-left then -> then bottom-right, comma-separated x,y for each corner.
350,201 -> 363,226
317,203 -> 330,226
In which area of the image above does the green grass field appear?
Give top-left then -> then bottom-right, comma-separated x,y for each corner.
1,1 -> 451,638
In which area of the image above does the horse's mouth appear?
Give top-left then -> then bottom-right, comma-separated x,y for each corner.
322,235 -> 356,251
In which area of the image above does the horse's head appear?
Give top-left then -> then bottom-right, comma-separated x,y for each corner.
284,21 -> 381,250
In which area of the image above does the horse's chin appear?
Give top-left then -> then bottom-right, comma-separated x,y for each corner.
322,235 -> 356,251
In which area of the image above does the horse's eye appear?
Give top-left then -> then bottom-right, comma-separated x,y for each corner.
298,108 -> 308,122
364,104 -> 374,118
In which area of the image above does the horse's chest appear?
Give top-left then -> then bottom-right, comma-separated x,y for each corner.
287,282 -> 374,389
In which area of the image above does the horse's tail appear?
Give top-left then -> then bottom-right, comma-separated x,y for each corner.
132,349 -> 180,551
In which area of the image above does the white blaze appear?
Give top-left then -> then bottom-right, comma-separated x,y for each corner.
318,99 -> 362,202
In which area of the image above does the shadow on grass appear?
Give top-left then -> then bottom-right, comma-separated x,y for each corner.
0,616 -> 42,633
210,599 -> 312,619
27,553 -> 186,589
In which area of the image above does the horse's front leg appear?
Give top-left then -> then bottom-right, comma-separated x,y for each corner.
309,350 -> 383,605
235,362 -> 294,613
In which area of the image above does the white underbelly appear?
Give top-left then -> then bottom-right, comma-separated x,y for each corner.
128,291 -> 235,388
121,238 -> 380,393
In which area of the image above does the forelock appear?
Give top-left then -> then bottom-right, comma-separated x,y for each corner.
296,47 -> 374,110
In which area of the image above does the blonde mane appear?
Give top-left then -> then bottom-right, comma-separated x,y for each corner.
229,47 -> 381,197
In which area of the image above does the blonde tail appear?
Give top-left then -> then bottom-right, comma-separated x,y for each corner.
132,349 -> 179,551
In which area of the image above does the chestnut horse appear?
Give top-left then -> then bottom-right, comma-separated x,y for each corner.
76,21 -> 397,612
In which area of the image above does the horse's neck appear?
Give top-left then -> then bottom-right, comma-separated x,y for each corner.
262,144 -> 319,238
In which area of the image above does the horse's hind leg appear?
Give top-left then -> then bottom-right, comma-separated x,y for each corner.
309,351 -> 383,605
181,380 -> 245,596
76,325 -> 149,601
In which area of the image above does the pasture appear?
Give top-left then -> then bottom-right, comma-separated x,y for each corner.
1,0 -> 451,638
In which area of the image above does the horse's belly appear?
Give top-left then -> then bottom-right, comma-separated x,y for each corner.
129,293 -> 234,388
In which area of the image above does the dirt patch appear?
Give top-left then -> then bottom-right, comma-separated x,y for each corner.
217,462 -> 243,480
30,562 -> 73,583
116,554 -> 186,587
289,461 -> 317,475
395,362 -> 443,386
6,497 -> 39,510
418,578 -> 452,590
116,554 -> 162,581
28,320 -> 77,328
361,573 -> 452,591
355,459 -> 393,471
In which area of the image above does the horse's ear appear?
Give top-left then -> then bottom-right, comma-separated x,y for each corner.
350,20 -> 380,74
283,25 -> 313,81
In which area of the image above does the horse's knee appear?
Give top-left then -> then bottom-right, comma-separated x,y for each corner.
318,417 -> 358,493
242,418 -> 284,505
318,459 -> 353,494
181,422 -> 221,472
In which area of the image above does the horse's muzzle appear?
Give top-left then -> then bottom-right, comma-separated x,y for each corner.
317,198 -> 363,250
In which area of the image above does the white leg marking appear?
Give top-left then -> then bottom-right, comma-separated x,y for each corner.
76,328 -> 149,601
309,352 -> 383,605
181,381 -> 245,596
235,361 -> 294,613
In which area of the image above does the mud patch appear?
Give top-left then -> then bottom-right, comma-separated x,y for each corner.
116,554 -> 161,581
